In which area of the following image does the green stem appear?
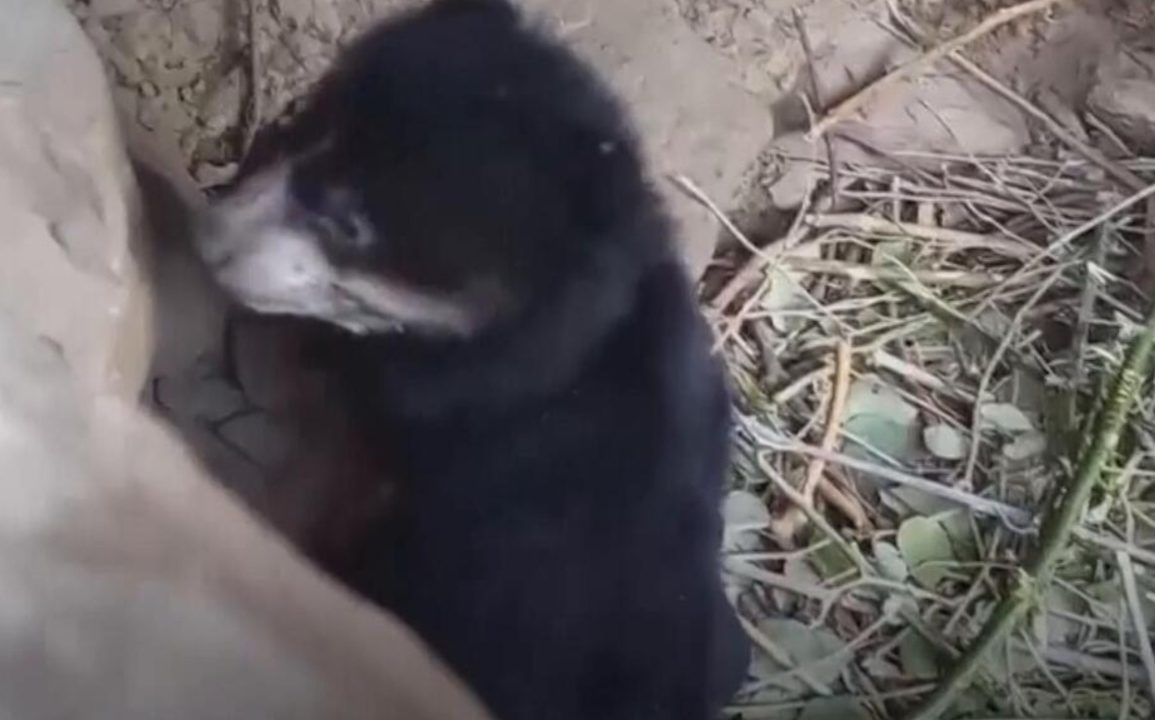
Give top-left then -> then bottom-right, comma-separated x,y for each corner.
905,301 -> 1155,720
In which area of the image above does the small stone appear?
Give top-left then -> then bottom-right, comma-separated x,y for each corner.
119,10 -> 172,63
193,162 -> 238,188
267,45 -> 298,75
175,1 -> 224,48
312,0 -> 343,40
200,69 -> 243,133
1088,77 -> 1155,153
272,0 -> 313,26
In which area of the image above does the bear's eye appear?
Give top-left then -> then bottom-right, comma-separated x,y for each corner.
290,163 -> 375,263
304,210 -> 374,263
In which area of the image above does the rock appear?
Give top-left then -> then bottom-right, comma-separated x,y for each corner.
193,161 -> 239,187
0,0 -> 151,398
0,4 -> 498,717
271,0 -> 315,28
118,9 -> 173,64
174,1 -> 224,49
313,0 -> 345,40
1088,77 -> 1155,153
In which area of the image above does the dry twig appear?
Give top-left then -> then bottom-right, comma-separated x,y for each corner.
782,258 -> 1005,288
793,8 -> 840,201
768,342 -> 858,542
802,341 -> 852,504
807,213 -> 1034,260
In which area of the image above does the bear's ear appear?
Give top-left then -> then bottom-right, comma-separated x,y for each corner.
430,0 -> 518,20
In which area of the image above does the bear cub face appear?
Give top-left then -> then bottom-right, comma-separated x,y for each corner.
197,0 -> 654,341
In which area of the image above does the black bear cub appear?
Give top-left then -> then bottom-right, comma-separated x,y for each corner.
197,0 -> 750,717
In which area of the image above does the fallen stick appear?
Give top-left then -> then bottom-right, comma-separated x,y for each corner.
802,341 -> 852,504
769,341 -> 858,542
782,257 -> 1006,288
807,213 -> 1036,259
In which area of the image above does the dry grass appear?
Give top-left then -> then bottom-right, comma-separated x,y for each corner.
710,144 -> 1155,718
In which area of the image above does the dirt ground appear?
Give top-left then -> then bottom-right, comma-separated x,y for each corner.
68,0 -> 1155,263
67,0 -> 1155,193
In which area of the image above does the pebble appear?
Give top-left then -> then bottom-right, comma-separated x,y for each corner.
201,70 -> 243,134
175,1 -> 224,48
193,162 -> 239,188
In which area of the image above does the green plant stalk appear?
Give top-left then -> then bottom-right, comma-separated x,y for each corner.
905,301 -> 1155,720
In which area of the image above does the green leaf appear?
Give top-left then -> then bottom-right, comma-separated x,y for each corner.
797,697 -> 870,720
810,539 -> 857,580
873,540 -> 909,581
897,516 -> 955,588
873,239 -> 913,266
883,491 -> 977,559
979,403 -> 1035,434
923,424 -> 967,460
761,243 -> 821,332
937,510 -> 978,562
1002,430 -> 1047,461
843,378 -> 922,462
772,556 -> 823,615
899,631 -> 940,680
722,490 -> 770,552
750,619 -> 849,697
887,487 -> 955,516
975,307 -> 1012,337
